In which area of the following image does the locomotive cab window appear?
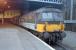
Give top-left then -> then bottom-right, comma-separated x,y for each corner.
37,11 -> 63,23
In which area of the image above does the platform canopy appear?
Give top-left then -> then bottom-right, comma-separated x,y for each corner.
0,0 -> 64,11
24,1 -> 63,11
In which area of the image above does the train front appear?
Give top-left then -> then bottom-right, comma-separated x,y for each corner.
36,8 -> 66,43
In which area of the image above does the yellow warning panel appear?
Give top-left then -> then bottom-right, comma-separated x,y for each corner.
46,24 -> 60,32
46,24 -> 64,32
36,24 -> 64,32
36,24 -> 45,32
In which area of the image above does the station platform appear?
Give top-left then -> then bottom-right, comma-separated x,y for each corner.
0,24 -> 55,50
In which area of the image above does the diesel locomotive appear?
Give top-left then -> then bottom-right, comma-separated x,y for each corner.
20,8 -> 66,43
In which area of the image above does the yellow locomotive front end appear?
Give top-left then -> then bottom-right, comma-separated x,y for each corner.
35,9 -> 66,43
36,23 -> 64,33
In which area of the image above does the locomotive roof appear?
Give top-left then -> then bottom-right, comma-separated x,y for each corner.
35,8 -> 63,13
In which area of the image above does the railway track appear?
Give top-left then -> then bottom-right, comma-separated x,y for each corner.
11,23 -> 74,50
52,42 -> 74,50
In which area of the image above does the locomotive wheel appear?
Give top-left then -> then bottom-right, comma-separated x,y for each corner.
54,33 -> 59,42
52,33 -> 56,43
43,32 -> 50,39
48,32 -> 64,44
37,32 -> 65,44
38,33 -> 44,39
49,34 -> 52,44
56,33 -> 63,42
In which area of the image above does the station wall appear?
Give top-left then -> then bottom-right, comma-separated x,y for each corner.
64,0 -> 76,32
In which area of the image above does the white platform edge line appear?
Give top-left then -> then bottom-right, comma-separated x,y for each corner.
26,31 -> 55,50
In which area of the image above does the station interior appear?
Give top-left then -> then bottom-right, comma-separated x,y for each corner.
0,0 -> 76,50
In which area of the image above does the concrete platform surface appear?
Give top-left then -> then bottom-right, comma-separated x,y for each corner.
0,24 -> 55,50
62,31 -> 76,50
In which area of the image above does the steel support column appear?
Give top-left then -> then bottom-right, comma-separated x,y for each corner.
70,0 -> 73,20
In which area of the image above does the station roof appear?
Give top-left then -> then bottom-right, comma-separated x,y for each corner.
0,0 -> 63,12
25,1 -> 63,11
